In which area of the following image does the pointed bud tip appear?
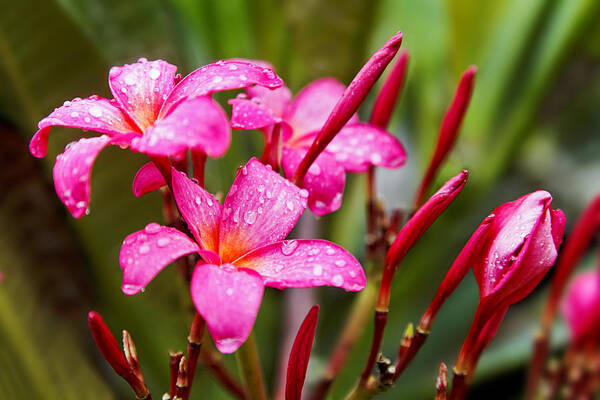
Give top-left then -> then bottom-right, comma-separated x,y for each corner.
465,65 -> 477,77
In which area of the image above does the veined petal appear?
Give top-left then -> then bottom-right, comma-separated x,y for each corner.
130,96 -> 230,157
219,158 -> 308,263
281,147 -> 345,216
132,162 -> 166,197
285,78 -> 359,139
171,168 -> 222,252
235,239 -> 365,291
30,96 -> 139,158
53,135 -> 112,218
120,224 -> 201,295
160,60 -> 283,118
246,85 -> 292,118
108,59 -> 178,130
229,97 -> 281,130
191,263 -> 265,353
325,123 -> 407,172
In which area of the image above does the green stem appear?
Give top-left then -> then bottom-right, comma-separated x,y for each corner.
235,332 -> 267,400
344,377 -> 378,400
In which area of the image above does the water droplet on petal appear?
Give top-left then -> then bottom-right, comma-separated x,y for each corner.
281,240 -> 299,256
370,153 -> 382,164
124,73 -> 137,85
226,288 -> 234,296
145,223 -> 161,234
157,237 -> 170,247
326,247 -> 335,255
149,68 -> 161,80
139,244 -> 150,254
332,275 -> 344,286
89,106 -> 102,117
335,259 -> 347,267
313,265 -> 323,276
206,197 -> 213,207
244,210 -> 257,225
308,163 -> 321,175
233,208 -> 240,223
286,200 -> 294,211
195,196 -> 202,206
299,189 -> 309,198
122,284 -> 141,295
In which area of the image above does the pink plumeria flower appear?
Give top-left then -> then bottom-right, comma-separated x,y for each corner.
229,72 -> 407,216
561,270 -> 600,345
119,158 -> 366,353
30,58 -> 283,217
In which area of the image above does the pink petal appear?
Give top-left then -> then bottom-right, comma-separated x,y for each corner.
235,239 -> 365,291
229,97 -> 281,130
218,158 -> 308,263
132,162 -> 167,197
30,96 -> 139,158
53,135 -> 112,218
285,78 -> 359,138
108,59 -> 178,130
130,96 -> 230,157
120,224 -> 201,295
171,168 -> 222,252
561,270 -> 600,343
281,146 -> 345,216
190,263 -> 265,353
160,60 -> 283,118
324,122 -> 407,172
246,85 -> 292,118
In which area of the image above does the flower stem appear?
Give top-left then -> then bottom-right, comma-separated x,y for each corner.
344,376 -> 378,400
448,370 -> 468,400
236,332 -> 267,400
310,281 -> 378,400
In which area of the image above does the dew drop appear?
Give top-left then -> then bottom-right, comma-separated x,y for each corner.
370,153 -> 382,164
308,247 -> 320,256
244,210 -> 257,225
122,284 -> 141,295
124,73 -> 137,85
233,208 -> 240,223
195,196 -> 202,205
286,200 -> 294,211
313,265 -> 323,276
335,259 -> 347,267
149,68 -> 161,80
89,106 -> 102,117
308,163 -> 321,175
144,223 -> 161,234
332,275 -> 344,286
326,247 -> 335,255
206,197 -> 213,207
226,288 -> 234,296
76,201 -> 86,209
157,237 -> 170,247
281,240 -> 299,256
299,189 -> 309,198
139,244 -> 150,254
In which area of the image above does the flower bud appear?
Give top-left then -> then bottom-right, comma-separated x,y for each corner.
369,50 -> 409,129
561,270 -> 600,346
473,190 -> 565,314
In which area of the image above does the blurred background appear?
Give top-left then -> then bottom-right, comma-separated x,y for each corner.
1,0 -> 599,398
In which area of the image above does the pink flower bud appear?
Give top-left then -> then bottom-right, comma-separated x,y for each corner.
286,305 -> 319,400
561,270 -> 600,345
369,50 -> 409,129
473,191 -> 565,313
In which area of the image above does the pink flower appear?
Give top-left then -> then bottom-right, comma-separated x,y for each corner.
229,70 -> 406,216
561,270 -> 600,345
119,158 -> 365,353
30,58 -> 283,218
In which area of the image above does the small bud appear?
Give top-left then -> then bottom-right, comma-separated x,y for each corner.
369,50 -> 410,129
436,363 -> 448,400
401,323 -> 414,349
293,32 -> 403,185
414,66 -> 476,207
123,330 -> 140,375
176,357 -> 189,390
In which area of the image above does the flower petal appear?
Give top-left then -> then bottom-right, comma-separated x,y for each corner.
235,239 -> 365,291
53,135 -> 112,218
120,224 -> 201,295
219,158 -> 308,263
285,78 -> 359,138
30,96 -> 139,158
132,162 -> 167,197
130,96 -> 230,157
286,305 -> 319,400
160,60 -> 283,118
171,168 -> 222,252
325,123 -> 407,172
281,147 -> 345,216
229,97 -> 281,130
191,263 -> 265,353
246,85 -> 292,118
108,59 -> 178,130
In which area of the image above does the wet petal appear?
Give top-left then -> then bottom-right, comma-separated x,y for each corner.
219,158 -> 308,263
235,239 -> 365,291
229,97 -> 281,130
172,168 -> 222,252
132,162 -> 166,197
285,78 -> 359,138
246,85 -> 292,118
53,135 -> 112,218
160,60 -> 283,118
281,147 -> 345,216
108,59 -> 178,130
191,263 -> 264,353
120,225 -> 201,295
325,123 -> 407,172
30,96 -> 139,158
130,96 -> 230,157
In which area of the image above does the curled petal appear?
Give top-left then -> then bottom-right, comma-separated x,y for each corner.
325,123 -> 406,172
171,168 -> 222,252
191,264 -> 265,353
282,147 -> 345,216
219,158 -> 307,262
53,135 -> 112,218
235,239 -> 365,291
30,96 -> 139,158
120,225 -> 201,295
160,60 -> 283,118
286,305 -> 319,400
285,78 -> 359,138
109,59 -> 178,130
130,96 -> 230,157
229,97 -> 281,130
246,85 -> 292,118
132,162 -> 166,197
